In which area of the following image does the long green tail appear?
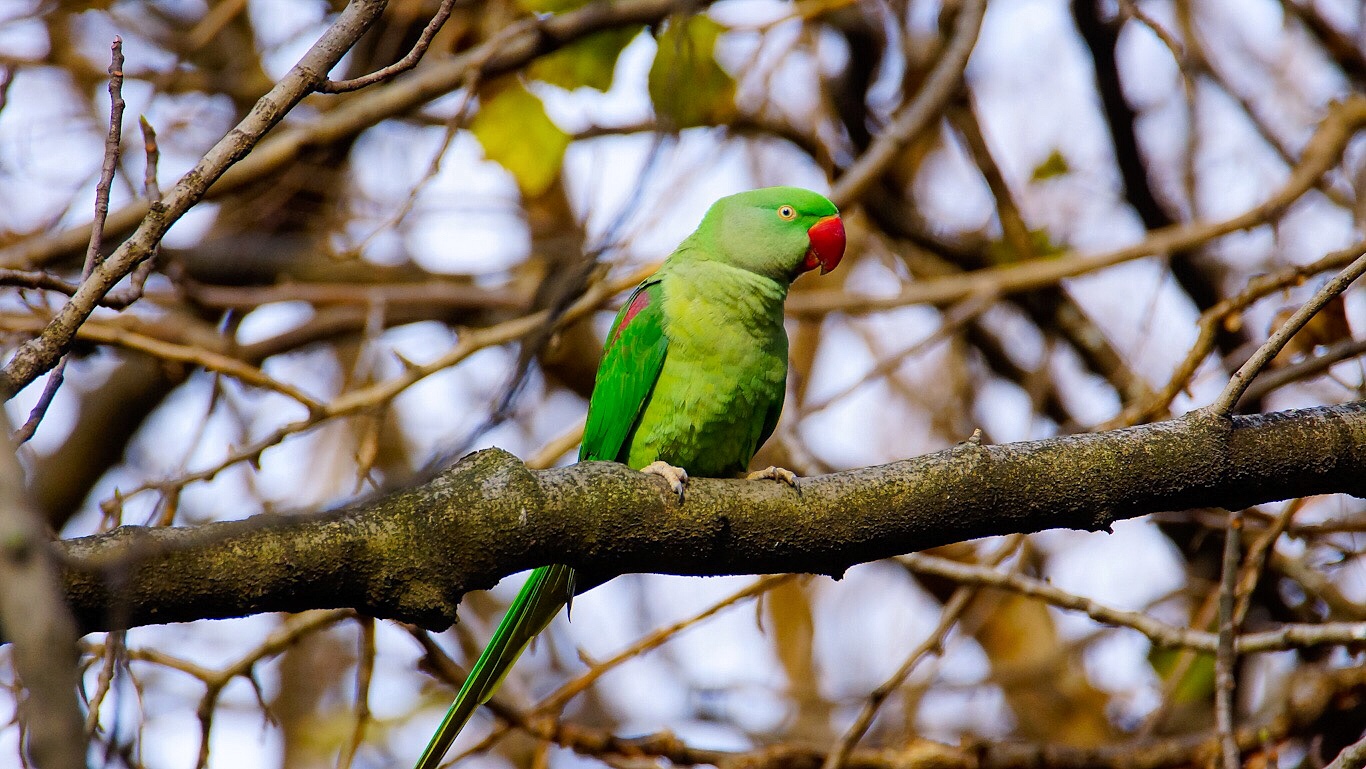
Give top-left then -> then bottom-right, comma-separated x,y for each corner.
414,564 -> 576,769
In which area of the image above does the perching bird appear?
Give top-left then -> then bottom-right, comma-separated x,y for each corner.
414,186 -> 845,769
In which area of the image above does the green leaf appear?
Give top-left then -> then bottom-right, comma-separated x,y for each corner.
513,0 -> 641,91
531,27 -> 640,91
1031,149 -> 1071,181
647,15 -> 736,129
1149,646 -> 1216,704
471,80 -> 569,198
516,0 -> 580,12
987,228 -> 1065,265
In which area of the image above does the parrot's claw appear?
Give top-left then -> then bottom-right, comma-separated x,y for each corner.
747,466 -> 800,489
642,461 -> 689,503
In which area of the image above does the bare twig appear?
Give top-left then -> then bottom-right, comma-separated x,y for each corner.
336,617 -> 375,769
412,575 -> 793,764
803,290 -> 997,416
1111,239 -> 1366,427
897,551 -> 1366,655
1241,338 -> 1366,402
525,421 -> 587,469
0,0 -> 703,273
102,116 -> 164,309
0,315 -> 326,414
1215,510 -> 1242,769
1270,549 -> 1366,620
1233,499 -> 1301,625
830,0 -> 985,207
1211,248 -> 1366,414
188,610 -> 354,769
1323,727 -> 1366,769
83,630 -> 122,735
1118,0 -> 1186,65
10,358 -> 68,445
0,0 -> 389,401
94,265 -> 651,513
1279,0 -> 1366,85
540,575 -> 792,713
11,38 -> 127,445
821,537 -> 1021,769
0,270 -> 84,296
84,37 -> 126,281
172,278 -> 527,313
0,266 -> 158,307
792,96 -> 1366,319
0,65 -> 14,114
318,0 -> 459,93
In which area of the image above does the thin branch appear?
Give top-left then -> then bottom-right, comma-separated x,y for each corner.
172,279 -> 527,313
446,575 -> 796,761
0,65 -> 13,115
336,616 -> 375,769
0,315 -> 327,415
790,95 -> 1366,319
901,552 -> 1201,650
525,421 -> 587,470
828,0 -> 986,207
1323,725 -> 1366,769
1241,338 -> 1366,403
479,665 -> 1366,769
0,0 -> 389,401
1233,499 -> 1301,625
317,0 -> 459,93
1211,249 -> 1366,414
823,538 -> 1020,769
10,358 -> 67,445
1215,510 -> 1241,769
90,265 -> 650,514
83,630 -> 123,735
0,270 -> 84,296
1111,239 -> 1366,427
12,37 -> 127,445
81,36 -> 126,282
191,610 -> 352,769
101,115 -> 164,309
803,290 -> 997,417
1279,0 -> 1366,85
0,0 -> 704,273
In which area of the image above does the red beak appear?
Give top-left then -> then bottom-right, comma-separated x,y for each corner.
802,215 -> 845,275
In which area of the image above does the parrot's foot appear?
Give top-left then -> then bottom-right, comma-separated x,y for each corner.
642,461 -> 689,503
747,466 -> 800,489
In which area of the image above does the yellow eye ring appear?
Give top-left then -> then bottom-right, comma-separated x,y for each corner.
777,205 -> 796,221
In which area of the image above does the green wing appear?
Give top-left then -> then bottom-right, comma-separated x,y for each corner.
580,279 -> 669,464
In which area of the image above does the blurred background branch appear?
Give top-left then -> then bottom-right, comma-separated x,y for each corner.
0,0 -> 1364,767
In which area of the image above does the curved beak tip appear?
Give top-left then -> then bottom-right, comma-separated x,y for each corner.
804,215 -> 846,275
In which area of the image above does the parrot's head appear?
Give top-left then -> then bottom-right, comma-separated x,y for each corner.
700,186 -> 845,283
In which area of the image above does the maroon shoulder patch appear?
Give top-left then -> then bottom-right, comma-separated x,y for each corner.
611,289 -> 652,345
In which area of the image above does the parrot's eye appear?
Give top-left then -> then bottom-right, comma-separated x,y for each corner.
777,205 -> 796,221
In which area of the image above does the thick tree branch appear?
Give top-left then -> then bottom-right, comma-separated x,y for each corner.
55,403 -> 1366,634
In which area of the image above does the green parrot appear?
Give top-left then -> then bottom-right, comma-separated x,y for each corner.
414,186 -> 845,769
